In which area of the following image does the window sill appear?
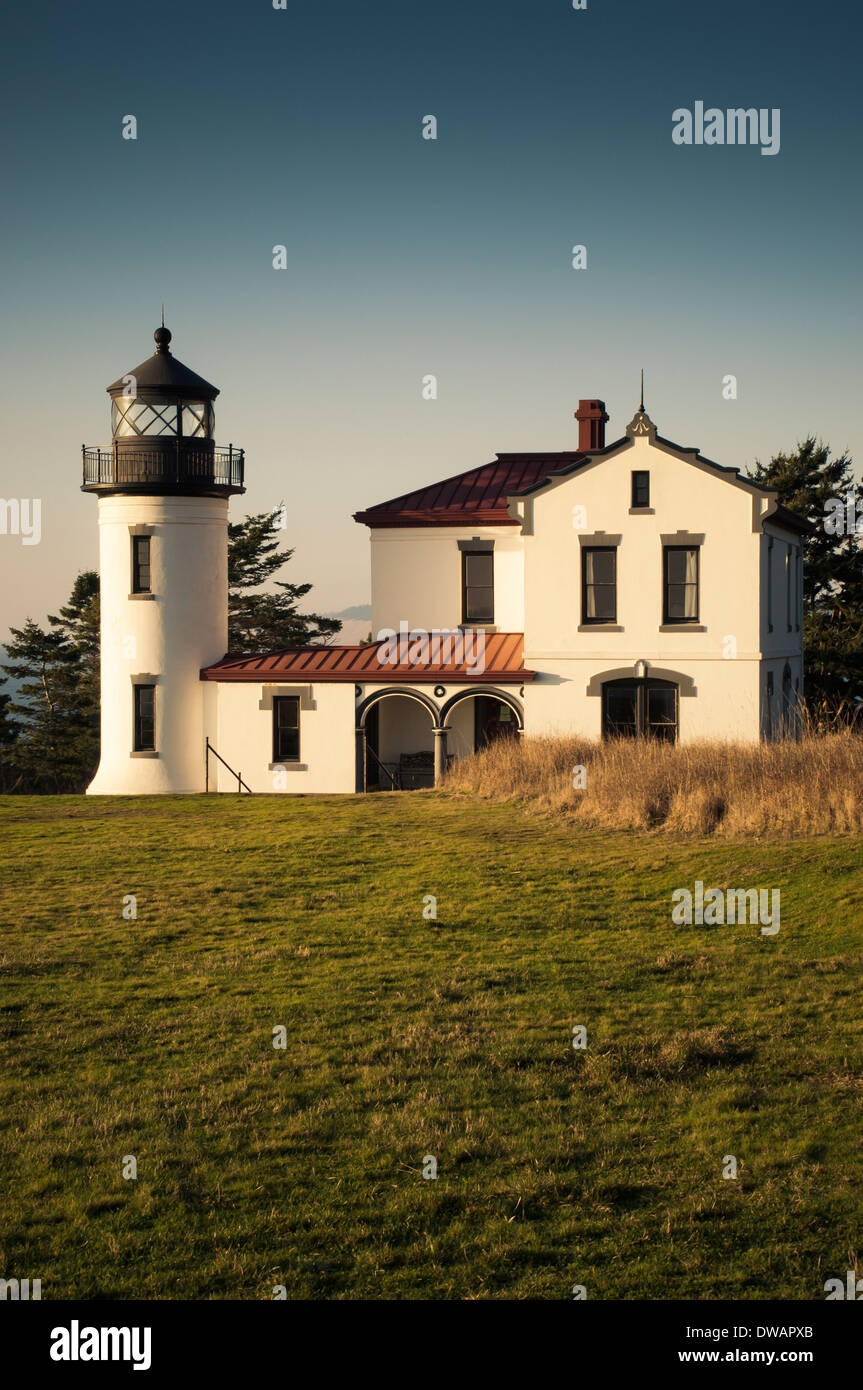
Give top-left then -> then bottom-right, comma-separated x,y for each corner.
578,623 -> 623,632
628,507 -> 655,515
128,593 -> 156,601
460,623 -> 497,632
269,762 -> 308,772
659,624 -> 706,632
130,751 -> 159,758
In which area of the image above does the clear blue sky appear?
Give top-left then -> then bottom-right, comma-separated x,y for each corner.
0,0 -> 860,633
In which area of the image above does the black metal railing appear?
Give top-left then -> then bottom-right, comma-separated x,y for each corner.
364,742 -> 399,791
82,441 -> 244,491
205,738 -> 252,794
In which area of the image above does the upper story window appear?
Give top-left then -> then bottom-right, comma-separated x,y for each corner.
461,550 -> 494,624
631,470 -> 650,508
785,543 -> 793,632
133,685 -> 155,752
663,545 -> 699,623
132,535 -> 151,593
273,696 -> 300,763
767,537 -> 774,632
582,547 -> 617,624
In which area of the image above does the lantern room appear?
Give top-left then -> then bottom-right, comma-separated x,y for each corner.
81,323 -> 244,496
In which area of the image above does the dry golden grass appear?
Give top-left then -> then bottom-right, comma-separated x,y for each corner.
444,729 -> 863,835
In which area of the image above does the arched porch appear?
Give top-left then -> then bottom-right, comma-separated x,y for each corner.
355,686 -> 524,791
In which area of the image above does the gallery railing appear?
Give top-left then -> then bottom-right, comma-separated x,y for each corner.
82,442 -> 244,491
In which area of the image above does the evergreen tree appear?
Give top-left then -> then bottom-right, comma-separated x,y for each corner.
1,572 -> 100,790
227,510 -> 341,651
748,439 -> 863,713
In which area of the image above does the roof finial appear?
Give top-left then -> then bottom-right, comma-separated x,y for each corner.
154,311 -> 172,354
640,368 -> 644,413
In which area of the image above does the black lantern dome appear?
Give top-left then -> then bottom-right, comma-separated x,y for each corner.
82,324 -> 244,496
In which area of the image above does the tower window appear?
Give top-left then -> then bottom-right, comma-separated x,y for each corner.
631,471 -> 650,508
112,398 -> 178,437
132,535 -> 151,593
663,546 -> 699,623
273,697 -> 300,763
133,685 -> 155,752
462,551 -> 494,624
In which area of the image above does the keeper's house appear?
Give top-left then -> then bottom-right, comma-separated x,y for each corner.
83,327 -> 807,796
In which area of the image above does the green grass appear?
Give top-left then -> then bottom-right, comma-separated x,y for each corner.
0,792 -> 860,1300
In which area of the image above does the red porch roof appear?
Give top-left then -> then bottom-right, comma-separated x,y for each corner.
201,632 -> 533,683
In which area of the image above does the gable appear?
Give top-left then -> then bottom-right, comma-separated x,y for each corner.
354,407 -> 809,535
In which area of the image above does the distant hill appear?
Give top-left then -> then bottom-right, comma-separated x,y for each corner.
0,647 -> 20,697
324,605 -> 372,646
328,605 -> 371,622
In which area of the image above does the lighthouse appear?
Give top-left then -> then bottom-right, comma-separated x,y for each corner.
82,324 -> 244,794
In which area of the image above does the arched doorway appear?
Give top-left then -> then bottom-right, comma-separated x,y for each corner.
439,689 -> 524,759
356,688 -> 438,790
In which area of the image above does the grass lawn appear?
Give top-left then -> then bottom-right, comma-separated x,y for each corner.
0,792 -> 860,1300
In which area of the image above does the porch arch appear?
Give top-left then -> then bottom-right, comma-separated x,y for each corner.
356,686 -> 441,792
356,686 -> 440,727
439,687 -> 524,731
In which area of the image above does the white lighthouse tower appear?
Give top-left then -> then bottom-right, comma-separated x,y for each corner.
83,323 -> 244,794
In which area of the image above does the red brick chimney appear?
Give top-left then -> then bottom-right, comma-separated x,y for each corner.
575,399 -> 609,451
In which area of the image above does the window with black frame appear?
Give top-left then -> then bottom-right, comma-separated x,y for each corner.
631,470 -> 650,508
273,696 -> 300,763
582,547 -> 617,623
133,685 -> 155,751
462,550 -> 494,624
663,546 -> 699,623
132,535 -> 151,593
602,678 -> 678,742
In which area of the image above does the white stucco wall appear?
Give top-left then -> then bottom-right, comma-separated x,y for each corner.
524,657 -> 761,743
515,432 -> 803,744
370,528 -> 524,635
87,494 -> 228,795
206,681 -> 357,794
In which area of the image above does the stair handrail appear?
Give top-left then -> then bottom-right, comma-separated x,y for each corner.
205,737 -> 253,794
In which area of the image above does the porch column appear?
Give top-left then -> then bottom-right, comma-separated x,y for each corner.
433,726 -> 448,785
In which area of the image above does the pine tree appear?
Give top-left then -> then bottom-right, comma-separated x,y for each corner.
227,510 -> 341,651
1,572 -> 100,791
748,439 -> 863,713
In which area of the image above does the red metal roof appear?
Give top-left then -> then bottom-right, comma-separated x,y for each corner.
353,452 -> 588,527
201,633 -> 533,683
